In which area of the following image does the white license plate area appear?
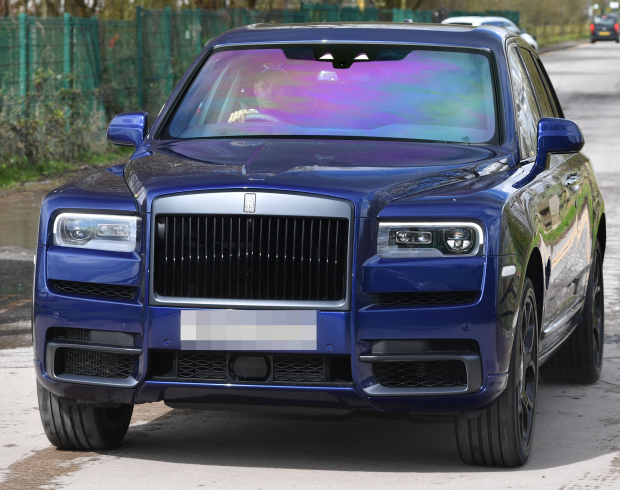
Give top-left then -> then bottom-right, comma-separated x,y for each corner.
180,310 -> 317,350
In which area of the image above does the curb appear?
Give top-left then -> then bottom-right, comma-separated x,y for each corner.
539,38 -> 589,55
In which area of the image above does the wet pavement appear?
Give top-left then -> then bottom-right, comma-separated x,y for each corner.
1,41 -> 620,489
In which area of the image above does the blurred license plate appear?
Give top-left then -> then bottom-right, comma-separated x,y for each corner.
600,31 -> 610,36
180,309 -> 318,350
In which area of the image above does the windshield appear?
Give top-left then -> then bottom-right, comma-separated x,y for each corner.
594,15 -> 616,26
165,46 -> 497,144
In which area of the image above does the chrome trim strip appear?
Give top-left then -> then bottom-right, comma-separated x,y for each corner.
151,191 -> 351,219
154,297 -> 345,310
360,353 -> 482,396
150,191 -> 354,310
542,297 -> 584,337
45,342 -> 141,388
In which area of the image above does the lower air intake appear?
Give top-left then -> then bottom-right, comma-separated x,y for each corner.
52,280 -> 136,299
149,351 -> 352,385
372,360 -> 467,388
54,348 -> 135,379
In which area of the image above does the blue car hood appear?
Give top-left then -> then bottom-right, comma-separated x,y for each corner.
124,139 -> 512,217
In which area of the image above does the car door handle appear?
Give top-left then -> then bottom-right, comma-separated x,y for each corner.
565,173 -> 583,187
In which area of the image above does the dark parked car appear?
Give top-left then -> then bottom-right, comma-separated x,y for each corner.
591,15 -> 619,42
33,22 -> 605,467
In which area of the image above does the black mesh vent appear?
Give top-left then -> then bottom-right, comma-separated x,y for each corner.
153,215 -> 349,301
178,352 -> 227,380
374,291 -> 478,306
52,328 -> 89,341
373,360 -> 468,388
150,352 -> 351,385
52,280 -> 136,299
54,348 -> 135,379
273,355 -> 324,382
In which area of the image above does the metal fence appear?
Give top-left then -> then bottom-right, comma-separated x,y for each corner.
0,6 -> 522,120
5,5 -> 584,163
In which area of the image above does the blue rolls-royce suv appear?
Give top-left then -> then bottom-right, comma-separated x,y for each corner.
33,21 -> 605,467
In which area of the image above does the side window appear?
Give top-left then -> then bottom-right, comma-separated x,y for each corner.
533,55 -> 565,118
507,46 -> 541,160
519,47 -> 555,117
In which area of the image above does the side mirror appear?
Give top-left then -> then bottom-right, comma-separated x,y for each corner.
107,112 -> 148,148
535,117 -> 584,169
514,118 -> 584,189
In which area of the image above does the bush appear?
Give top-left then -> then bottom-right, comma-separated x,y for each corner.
0,68 -> 108,166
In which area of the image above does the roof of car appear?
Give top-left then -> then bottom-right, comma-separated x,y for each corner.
208,22 -> 516,50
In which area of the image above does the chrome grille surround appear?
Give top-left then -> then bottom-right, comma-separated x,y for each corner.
149,191 -> 354,310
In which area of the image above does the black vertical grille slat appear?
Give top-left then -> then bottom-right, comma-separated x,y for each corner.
308,220 -> 314,297
164,217 -> 169,296
228,217 -> 233,298
267,218 -> 272,299
171,218 -> 177,296
236,217 -> 241,299
195,217 -> 199,297
274,218 -> 280,298
180,217 -> 185,296
284,219 -> 289,300
292,219 -> 297,299
334,221 -> 340,300
258,218 -> 264,299
220,217 -> 224,298
316,220 -> 322,299
212,217 -> 216,298
300,219 -> 305,299
154,215 -> 348,302
325,221 -> 331,299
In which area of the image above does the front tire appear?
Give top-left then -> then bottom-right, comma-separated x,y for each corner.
37,381 -> 133,450
455,277 -> 539,467
540,241 -> 604,384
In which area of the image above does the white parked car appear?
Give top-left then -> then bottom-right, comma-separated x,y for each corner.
442,16 -> 538,52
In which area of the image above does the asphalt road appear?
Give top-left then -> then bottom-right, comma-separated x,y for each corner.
2,41 -> 620,489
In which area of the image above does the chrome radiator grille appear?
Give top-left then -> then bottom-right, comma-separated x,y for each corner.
153,215 -> 349,301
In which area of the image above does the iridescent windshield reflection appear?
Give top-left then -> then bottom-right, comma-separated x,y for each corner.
168,48 -> 497,144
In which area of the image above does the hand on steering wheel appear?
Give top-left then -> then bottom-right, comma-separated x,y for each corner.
228,109 -> 281,123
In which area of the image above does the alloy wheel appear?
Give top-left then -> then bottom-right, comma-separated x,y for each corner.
517,292 -> 537,450
591,251 -> 604,368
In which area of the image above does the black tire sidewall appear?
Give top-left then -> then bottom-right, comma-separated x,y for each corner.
499,277 -> 539,465
581,241 -> 604,379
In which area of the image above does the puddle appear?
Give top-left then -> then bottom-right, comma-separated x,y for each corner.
0,284 -> 28,294
0,190 -> 47,249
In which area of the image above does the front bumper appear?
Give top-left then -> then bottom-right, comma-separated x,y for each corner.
33,237 -> 517,413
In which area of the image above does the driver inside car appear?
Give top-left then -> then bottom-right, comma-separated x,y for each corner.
228,63 -> 289,123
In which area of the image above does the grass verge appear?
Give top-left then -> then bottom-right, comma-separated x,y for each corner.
0,146 -> 134,189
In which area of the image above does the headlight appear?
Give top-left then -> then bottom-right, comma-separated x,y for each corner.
377,222 -> 483,258
53,213 -> 140,252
